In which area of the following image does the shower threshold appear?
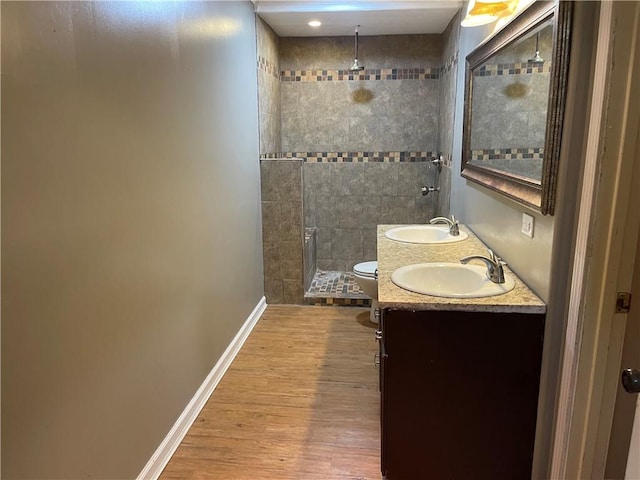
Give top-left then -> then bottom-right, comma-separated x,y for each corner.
304,270 -> 372,307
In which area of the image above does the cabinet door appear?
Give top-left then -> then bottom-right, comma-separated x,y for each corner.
381,309 -> 544,480
379,309 -> 388,473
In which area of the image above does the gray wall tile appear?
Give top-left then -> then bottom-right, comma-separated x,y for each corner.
280,201 -> 303,240
263,241 -> 282,279
280,34 -> 442,71
364,163 -> 399,196
331,228 -> 364,261
278,240 -> 302,280
304,163 -> 332,196
315,227 -> 333,259
380,196 -> 417,224
282,115 -> 350,153
318,258 -> 348,272
397,162 -> 434,195
415,193 -> 436,223
264,279 -> 284,304
257,17 -> 281,155
261,201 -> 281,243
260,160 -> 303,304
260,160 -> 302,202
314,195 -> 335,228
283,280 -> 303,304
331,163 -> 365,195
303,193 -> 316,227
358,196 -> 383,228
280,34 -> 443,154
363,227 -> 378,262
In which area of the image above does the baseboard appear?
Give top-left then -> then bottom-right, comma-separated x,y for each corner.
137,296 -> 268,480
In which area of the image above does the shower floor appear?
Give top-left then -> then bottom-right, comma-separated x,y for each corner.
304,270 -> 372,307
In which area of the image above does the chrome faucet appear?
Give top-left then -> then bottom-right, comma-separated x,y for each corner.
429,214 -> 460,236
460,249 -> 506,284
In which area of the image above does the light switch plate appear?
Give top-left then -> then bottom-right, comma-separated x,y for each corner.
522,213 -> 534,238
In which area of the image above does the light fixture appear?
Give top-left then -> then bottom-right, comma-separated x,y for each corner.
349,25 -> 365,71
308,20 -> 322,28
461,0 -> 517,27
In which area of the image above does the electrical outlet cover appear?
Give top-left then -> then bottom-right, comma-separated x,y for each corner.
522,213 -> 534,238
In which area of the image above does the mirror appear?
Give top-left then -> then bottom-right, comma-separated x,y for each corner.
461,1 -> 572,215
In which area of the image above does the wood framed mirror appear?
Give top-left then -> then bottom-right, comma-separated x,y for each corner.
461,1 -> 572,215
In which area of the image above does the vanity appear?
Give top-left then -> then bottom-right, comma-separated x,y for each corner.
376,224 -> 546,480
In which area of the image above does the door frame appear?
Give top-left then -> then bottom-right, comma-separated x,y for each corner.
550,1 -> 640,478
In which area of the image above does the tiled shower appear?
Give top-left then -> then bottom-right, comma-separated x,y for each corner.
258,14 -> 460,305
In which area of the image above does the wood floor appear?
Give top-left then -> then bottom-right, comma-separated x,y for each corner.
160,305 -> 381,480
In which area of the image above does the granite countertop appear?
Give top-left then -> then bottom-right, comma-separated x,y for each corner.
377,224 -> 546,314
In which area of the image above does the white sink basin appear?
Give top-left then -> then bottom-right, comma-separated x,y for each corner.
391,263 -> 515,298
385,225 -> 468,244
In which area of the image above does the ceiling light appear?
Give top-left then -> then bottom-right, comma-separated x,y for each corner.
308,20 -> 322,27
461,0 -> 517,27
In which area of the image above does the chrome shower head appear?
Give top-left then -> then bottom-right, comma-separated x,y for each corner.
350,58 -> 365,72
528,52 -> 544,63
349,25 -> 365,71
527,32 -> 544,63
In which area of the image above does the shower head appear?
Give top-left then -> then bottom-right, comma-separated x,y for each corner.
350,58 -> 365,72
527,32 -> 544,63
528,52 -> 544,63
349,25 -> 365,71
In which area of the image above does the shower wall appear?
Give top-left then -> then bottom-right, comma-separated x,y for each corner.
257,17 -> 281,155
258,17 -> 304,304
436,13 -> 461,218
260,158 -> 303,304
280,35 -> 441,272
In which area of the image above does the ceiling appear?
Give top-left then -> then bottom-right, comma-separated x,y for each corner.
254,1 -> 463,37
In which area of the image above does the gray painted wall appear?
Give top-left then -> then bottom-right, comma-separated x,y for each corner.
450,20 -> 554,302
1,2 -> 263,478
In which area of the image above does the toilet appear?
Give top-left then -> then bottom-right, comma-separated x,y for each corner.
353,261 -> 379,324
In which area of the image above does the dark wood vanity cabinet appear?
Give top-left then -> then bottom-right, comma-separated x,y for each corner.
380,308 -> 545,480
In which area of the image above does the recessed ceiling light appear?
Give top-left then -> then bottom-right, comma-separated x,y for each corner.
308,20 -> 322,27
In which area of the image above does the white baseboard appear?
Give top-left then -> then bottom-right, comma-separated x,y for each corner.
137,296 -> 267,480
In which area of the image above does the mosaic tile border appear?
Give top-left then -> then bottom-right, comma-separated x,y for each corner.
474,61 -> 551,77
304,297 -> 372,307
264,152 -> 437,163
471,147 -> 544,161
280,67 -> 440,82
440,51 -> 459,77
258,55 -> 279,79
